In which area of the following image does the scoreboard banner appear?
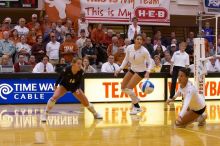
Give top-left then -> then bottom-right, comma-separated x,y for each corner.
0,0 -> 38,8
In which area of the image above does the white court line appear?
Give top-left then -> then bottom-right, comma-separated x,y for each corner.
178,128 -> 220,140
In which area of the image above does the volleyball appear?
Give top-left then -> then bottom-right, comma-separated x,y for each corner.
140,80 -> 154,94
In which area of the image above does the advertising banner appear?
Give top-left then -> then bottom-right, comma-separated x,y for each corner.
0,79 -> 79,104
167,78 -> 220,100
0,0 -> 38,8
203,0 -> 220,14
45,0 -> 170,25
84,78 -> 165,102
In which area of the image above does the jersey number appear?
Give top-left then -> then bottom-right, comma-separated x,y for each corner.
69,79 -> 75,83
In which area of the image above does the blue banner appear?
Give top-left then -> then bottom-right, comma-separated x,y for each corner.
0,79 -> 79,104
204,0 -> 220,14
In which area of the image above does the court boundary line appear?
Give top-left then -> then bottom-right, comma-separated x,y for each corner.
178,128 -> 220,140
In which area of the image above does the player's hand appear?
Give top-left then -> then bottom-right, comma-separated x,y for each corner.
166,98 -> 174,105
114,69 -> 121,77
144,71 -> 149,79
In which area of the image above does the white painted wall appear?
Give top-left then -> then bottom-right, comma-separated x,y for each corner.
170,0 -> 204,16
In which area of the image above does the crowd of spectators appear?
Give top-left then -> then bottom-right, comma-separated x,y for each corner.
0,13 -> 220,74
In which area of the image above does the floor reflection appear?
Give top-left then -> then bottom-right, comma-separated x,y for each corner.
0,101 -> 220,146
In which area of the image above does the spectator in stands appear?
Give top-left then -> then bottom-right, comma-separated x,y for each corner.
143,37 -> 154,57
150,55 -> 162,73
40,15 -> 51,33
217,38 -> 220,55
0,54 -> 10,65
34,22 -> 43,36
153,30 -> 168,46
44,22 -> 63,43
201,30 -> 211,57
167,31 -> 178,46
14,54 -> 30,72
76,29 -> 87,57
76,11 -> 89,37
128,17 -> 141,42
27,28 -> 37,46
142,32 -> 148,46
101,55 -> 120,73
69,27 -> 77,43
26,14 -> 39,30
206,58 -> 220,72
14,18 -> 29,36
46,32 -> 60,65
167,38 -> 178,51
0,31 -> 15,65
63,20 -> 73,34
153,45 -> 164,59
56,19 -> 65,35
81,38 -> 97,65
185,39 -> 194,64
91,24 -> 105,45
203,22 -> 214,45
187,31 -> 195,48
60,33 -> 78,64
82,56 -> 97,73
32,35 -> 45,63
59,57 -> 66,64
161,50 -> 172,65
153,39 -> 167,52
153,30 -> 162,45
15,35 -> 31,62
10,29 -> 20,45
104,29 -> 114,46
116,32 -> 124,46
170,43 -> 177,56
114,46 -> 127,71
28,55 -> 36,68
107,36 -> 120,56
1,17 -> 12,32
33,55 -> 54,73
123,38 -> 131,49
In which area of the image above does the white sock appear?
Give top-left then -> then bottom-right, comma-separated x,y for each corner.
87,103 -> 97,115
45,98 -> 56,113
123,88 -> 139,104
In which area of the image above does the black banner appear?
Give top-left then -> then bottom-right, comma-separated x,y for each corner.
0,0 -> 38,8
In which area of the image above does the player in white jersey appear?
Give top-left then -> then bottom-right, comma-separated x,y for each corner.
167,68 -> 207,127
115,34 -> 151,115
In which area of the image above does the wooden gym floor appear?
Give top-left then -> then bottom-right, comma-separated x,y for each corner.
0,101 -> 220,146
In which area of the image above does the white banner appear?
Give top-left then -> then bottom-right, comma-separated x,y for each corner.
84,78 -> 165,102
81,0 -> 170,25
44,0 -> 170,26
203,0 -> 220,14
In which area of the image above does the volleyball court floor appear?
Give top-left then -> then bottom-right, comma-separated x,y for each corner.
0,101 -> 220,146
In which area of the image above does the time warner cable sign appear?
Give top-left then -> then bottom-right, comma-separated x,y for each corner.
0,79 -> 79,104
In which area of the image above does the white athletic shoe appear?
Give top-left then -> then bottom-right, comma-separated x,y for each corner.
40,112 -> 48,122
94,113 -> 103,119
198,114 -> 207,126
130,107 -> 142,115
